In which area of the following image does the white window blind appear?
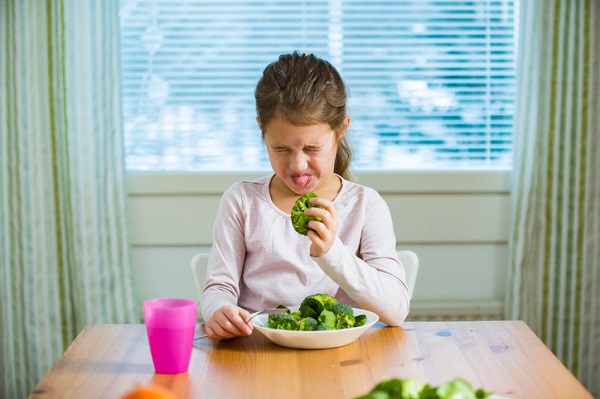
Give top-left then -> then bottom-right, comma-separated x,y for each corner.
119,0 -> 517,172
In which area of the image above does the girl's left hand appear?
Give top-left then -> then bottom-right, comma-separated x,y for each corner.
305,197 -> 339,257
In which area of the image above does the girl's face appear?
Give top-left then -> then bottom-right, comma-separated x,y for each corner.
262,116 -> 347,195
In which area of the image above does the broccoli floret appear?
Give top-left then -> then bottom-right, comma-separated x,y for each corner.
290,310 -> 302,321
291,193 -> 322,235
335,313 -> 355,330
327,303 -> 356,329
419,384 -> 438,399
356,378 -> 422,399
355,378 -> 493,399
327,302 -> 354,313
316,293 -> 338,308
268,313 -> 299,330
300,293 -> 338,315
374,378 -> 404,397
301,297 -> 324,315
354,378 -> 403,399
400,378 -> 424,399
298,317 -> 319,331
435,378 -> 482,399
353,391 -> 389,399
354,314 -> 367,327
317,309 -> 336,330
299,305 -> 319,319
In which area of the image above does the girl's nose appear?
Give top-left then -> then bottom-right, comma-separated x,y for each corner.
289,151 -> 308,171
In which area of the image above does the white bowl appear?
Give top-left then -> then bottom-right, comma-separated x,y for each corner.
253,306 -> 379,349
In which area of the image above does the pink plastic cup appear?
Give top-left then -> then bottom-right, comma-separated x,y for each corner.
143,298 -> 197,374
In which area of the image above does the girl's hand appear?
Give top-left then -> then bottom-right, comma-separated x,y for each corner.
204,303 -> 253,339
305,196 -> 339,257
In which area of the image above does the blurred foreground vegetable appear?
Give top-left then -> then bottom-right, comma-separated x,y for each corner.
354,377 -> 493,399
121,384 -> 177,399
291,192 -> 321,235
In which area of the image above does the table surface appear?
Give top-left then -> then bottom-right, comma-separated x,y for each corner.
29,320 -> 592,399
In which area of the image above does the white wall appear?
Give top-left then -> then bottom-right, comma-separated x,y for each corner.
127,171 -> 511,319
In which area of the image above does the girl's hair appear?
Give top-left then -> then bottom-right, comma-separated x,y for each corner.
255,51 -> 353,181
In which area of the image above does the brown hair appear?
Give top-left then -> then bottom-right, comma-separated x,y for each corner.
255,52 -> 353,181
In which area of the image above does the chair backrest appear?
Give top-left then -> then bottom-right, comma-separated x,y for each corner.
191,253 -> 210,300
191,250 -> 419,301
397,250 -> 419,299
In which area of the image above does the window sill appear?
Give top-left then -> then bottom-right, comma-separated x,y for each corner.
126,170 -> 511,195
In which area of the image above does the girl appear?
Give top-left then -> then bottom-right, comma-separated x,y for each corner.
200,51 -> 409,339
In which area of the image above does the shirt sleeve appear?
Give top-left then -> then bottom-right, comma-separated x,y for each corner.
311,192 -> 410,326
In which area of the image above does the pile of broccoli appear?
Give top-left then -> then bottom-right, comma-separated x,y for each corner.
268,293 -> 368,331
354,377 -> 493,399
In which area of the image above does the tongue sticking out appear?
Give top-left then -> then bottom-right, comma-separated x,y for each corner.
294,175 -> 311,187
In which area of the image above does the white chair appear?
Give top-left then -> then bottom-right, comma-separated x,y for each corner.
397,250 -> 419,299
191,252 -> 210,300
191,250 -> 419,301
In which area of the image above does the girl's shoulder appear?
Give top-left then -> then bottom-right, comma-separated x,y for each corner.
336,178 -> 389,214
225,175 -> 270,192
339,178 -> 382,200
221,175 -> 272,205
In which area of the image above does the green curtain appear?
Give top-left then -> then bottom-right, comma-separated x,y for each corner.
508,0 -> 600,397
0,0 -> 137,397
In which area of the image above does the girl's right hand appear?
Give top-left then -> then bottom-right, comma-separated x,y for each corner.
204,304 -> 254,340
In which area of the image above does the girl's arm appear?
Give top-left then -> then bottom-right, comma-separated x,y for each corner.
199,184 -> 251,337
311,194 -> 410,326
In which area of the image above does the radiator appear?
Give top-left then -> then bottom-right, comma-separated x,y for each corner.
407,300 -> 504,321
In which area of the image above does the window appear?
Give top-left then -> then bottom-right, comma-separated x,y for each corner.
119,0 -> 517,172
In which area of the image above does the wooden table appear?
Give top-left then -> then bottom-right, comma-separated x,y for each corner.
29,321 -> 592,399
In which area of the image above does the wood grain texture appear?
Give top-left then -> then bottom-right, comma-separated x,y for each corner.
29,321 -> 592,399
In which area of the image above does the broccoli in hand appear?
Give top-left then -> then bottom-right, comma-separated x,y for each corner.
291,192 -> 322,235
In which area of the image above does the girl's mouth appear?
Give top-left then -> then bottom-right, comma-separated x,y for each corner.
292,175 -> 312,187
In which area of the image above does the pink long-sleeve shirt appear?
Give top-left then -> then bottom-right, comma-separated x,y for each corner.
199,175 -> 410,326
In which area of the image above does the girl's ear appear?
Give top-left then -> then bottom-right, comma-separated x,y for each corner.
338,116 -> 351,138
256,117 -> 262,130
